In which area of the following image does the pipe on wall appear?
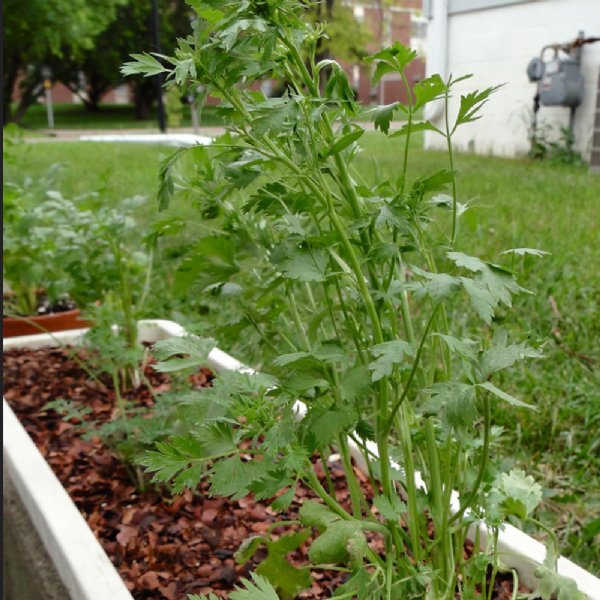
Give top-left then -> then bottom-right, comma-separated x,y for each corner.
424,0 -> 449,123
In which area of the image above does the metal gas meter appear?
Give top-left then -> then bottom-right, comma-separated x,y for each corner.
527,32 -> 599,148
527,40 -> 584,108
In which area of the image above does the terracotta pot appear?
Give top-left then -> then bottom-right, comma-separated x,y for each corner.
3,309 -> 90,338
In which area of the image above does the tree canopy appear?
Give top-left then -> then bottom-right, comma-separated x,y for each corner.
4,0 -> 126,122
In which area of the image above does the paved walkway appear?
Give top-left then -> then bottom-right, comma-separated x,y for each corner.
23,126 -> 227,143
23,121 -> 387,143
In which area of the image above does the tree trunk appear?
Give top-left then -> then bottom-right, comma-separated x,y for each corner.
3,54 -> 22,124
13,77 -> 43,124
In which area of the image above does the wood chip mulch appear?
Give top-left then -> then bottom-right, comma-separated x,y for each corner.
3,346 -> 531,600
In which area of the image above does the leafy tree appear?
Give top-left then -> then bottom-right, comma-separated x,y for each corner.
3,0 -> 125,123
49,0 -> 192,117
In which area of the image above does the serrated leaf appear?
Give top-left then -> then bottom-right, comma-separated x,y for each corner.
450,252 -> 526,323
368,103 -> 399,134
139,435 -> 205,488
413,74 -> 447,109
500,247 -> 550,258
304,406 -> 358,450
230,573 -> 280,600
412,268 -> 462,302
340,365 -> 372,403
420,382 -> 477,438
454,85 -> 500,130
368,340 -> 415,382
480,336 -> 543,379
478,381 -> 535,410
496,468 -> 542,519
121,52 -> 168,77
257,530 -> 312,599
271,485 -> 297,511
280,248 -> 328,282
435,334 -> 479,361
460,277 -> 497,323
211,456 -> 269,500
373,495 -> 407,521
448,251 -> 487,273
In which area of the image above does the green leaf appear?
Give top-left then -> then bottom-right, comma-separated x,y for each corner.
299,500 -> 340,531
139,435 -> 205,488
368,339 -> 415,382
420,382 -> 477,438
326,129 -> 364,157
280,248 -> 328,283
373,494 -> 407,521
480,334 -> 543,379
272,352 -> 313,367
211,456 -> 270,499
152,335 -> 216,373
271,485 -> 297,511
368,103 -> 399,135
495,468 -> 542,519
121,52 -> 168,77
500,247 -> 550,258
158,147 -> 190,210
369,43 -> 417,83
454,85 -> 500,130
533,564 -> 587,600
435,334 -> 479,362
411,268 -> 462,302
413,75 -> 447,110
230,573 -> 281,600
235,535 -> 265,565
448,251 -> 487,273
304,406 -> 358,450
339,365 -> 372,403
461,277 -> 497,323
478,381 -> 536,410
308,521 -> 367,567
257,530 -> 312,599
449,252 -> 526,324
389,120 -> 441,137
332,569 -> 372,598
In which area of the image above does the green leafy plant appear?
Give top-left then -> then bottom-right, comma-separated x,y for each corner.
124,2 -> 581,597
3,157 -> 71,316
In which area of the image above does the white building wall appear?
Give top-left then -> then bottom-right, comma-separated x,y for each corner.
424,0 -> 600,159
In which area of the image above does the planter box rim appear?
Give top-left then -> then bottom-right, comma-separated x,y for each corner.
4,319 -> 599,599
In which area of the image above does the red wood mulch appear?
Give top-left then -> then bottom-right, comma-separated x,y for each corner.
3,346 -> 527,600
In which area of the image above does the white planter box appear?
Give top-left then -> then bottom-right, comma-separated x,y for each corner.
4,320 -> 599,599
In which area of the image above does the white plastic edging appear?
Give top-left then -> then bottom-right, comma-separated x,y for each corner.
3,400 -> 133,600
4,320 -> 599,599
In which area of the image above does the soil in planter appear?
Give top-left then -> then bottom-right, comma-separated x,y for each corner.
3,347 -> 535,600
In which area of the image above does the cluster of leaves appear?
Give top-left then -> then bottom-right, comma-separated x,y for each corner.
123,1 -> 584,598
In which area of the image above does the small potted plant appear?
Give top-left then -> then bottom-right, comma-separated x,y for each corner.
3,186 -> 88,337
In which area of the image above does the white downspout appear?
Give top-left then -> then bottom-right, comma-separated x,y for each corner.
424,0 -> 449,124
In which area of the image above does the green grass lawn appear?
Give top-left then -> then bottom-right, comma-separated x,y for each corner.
15,102 -> 224,130
5,133 -> 600,573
